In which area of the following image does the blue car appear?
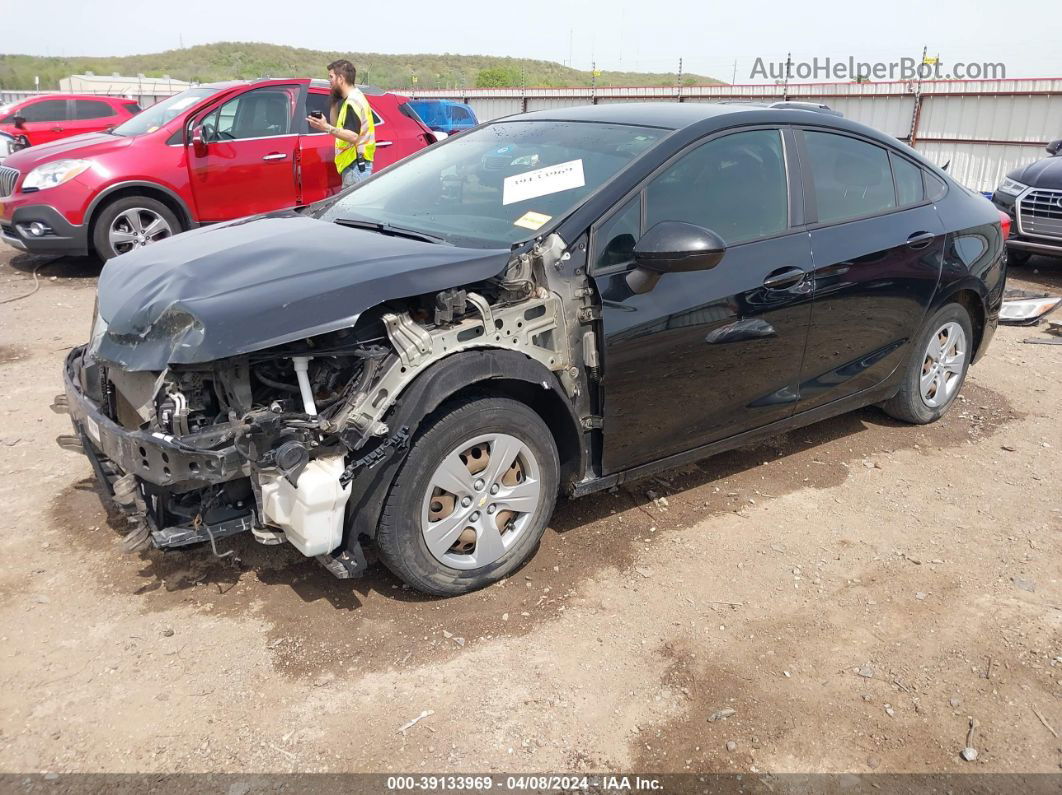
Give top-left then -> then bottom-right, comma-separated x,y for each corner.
407,99 -> 479,135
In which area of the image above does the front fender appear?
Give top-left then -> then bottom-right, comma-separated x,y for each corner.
343,348 -> 582,547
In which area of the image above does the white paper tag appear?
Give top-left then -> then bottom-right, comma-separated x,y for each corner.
502,159 -> 585,206
85,415 -> 101,445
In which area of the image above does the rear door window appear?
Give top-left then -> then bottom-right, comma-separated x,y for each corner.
73,99 -> 117,120
803,130 -> 896,223
306,92 -> 331,122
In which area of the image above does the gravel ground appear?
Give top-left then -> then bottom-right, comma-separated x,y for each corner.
0,248 -> 1059,775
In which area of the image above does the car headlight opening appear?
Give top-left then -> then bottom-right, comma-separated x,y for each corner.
22,159 -> 92,191
996,177 -> 1028,196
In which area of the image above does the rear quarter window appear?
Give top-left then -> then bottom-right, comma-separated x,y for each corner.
891,153 -> 925,206
926,171 -> 948,202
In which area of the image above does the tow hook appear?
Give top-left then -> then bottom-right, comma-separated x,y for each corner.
56,434 -> 83,452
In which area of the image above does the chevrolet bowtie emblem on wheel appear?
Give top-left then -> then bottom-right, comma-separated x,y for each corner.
479,496 -> 488,507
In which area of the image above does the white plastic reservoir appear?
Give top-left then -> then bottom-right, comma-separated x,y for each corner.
259,454 -> 351,557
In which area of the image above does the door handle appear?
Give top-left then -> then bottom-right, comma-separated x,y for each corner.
51,126 -> 64,132
762,266 -> 807,290
375,140 -> 393,147
906,231 -> 936,250
262,152 -> 287,161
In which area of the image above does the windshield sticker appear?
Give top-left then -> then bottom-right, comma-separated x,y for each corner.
513,211 -> 552,231
502,159 -> 585,206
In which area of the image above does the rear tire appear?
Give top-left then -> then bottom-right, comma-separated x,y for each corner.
92,196 -> 181,260
1006,248 -> 1031,267
882,303 -> 973,425
375,396 -> 559,596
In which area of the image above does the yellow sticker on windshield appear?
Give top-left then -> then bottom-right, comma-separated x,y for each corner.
513,211 -> 552,231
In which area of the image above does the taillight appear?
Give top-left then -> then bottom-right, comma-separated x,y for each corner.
999,211 -> 1011,240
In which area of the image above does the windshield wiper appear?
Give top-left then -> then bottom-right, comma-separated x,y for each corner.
333,217 -> 449,245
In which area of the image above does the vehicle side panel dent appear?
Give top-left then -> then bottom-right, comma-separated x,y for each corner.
343,349 -> 583,547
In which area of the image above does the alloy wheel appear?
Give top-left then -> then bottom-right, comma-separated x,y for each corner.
919,321 -> 967,408
109,208 -> 173,255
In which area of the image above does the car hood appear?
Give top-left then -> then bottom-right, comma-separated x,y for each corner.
93,212 -> 512,371
3,132 -> 132,171
1012,155 -> 1062,189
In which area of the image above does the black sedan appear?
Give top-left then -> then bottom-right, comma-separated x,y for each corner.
60,102 -> 1007,595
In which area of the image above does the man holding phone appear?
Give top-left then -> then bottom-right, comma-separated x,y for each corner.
307,59 -> 376,187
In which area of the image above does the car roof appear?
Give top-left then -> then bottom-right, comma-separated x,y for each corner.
514,100 -> 860,129
410,98 -> 468,107
13,93 -> 131,102
506,101 -> 909,151
513,102 -> 771,129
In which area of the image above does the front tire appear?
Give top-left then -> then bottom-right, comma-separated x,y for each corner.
882,303 -> 973,424
376,396 -> 559,596
92,196 -> 181,260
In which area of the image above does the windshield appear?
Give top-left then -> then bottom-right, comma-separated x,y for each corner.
111,87 -> 219,136
317,120 -> 666,248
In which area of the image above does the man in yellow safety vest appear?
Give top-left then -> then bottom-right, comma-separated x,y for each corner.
307,59 -> 376,187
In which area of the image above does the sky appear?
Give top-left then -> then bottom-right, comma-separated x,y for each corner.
1,0 -> 1059,82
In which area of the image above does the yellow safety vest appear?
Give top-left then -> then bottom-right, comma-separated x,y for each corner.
335,88 -> 376,173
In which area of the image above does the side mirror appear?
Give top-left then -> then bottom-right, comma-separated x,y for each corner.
1046,139 -> 1062,156
191,125 -> 208,157
627,221 -> 727,294
12,115 -> 26,130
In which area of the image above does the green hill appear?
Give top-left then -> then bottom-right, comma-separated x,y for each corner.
0,42 -> 721,92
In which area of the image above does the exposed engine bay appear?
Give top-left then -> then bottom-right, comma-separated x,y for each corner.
60,233 -> 599,577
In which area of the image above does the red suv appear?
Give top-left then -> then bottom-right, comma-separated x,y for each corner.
0,79 -> 435,259
0,94 -> 141,147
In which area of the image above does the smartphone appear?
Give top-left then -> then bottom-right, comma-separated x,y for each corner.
309,110 -> 324,120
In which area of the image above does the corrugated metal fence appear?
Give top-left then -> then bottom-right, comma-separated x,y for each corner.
412,78 -> 1062,192
4,78 -> 1059,192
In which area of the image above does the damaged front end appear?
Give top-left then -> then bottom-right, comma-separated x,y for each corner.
58,232 -> 588,578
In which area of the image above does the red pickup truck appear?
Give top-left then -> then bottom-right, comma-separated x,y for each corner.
0,79 -> 436,259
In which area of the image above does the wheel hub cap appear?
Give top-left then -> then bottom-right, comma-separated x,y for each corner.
420,433 -> 541,570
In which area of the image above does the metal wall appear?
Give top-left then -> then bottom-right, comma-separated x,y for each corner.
412,78 -> 1062,192
5,79 -> 1059,192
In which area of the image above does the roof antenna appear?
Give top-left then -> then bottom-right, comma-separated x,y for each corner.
942,160 -> 951,171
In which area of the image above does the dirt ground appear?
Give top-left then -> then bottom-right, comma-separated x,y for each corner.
0,247 -> 1059,776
